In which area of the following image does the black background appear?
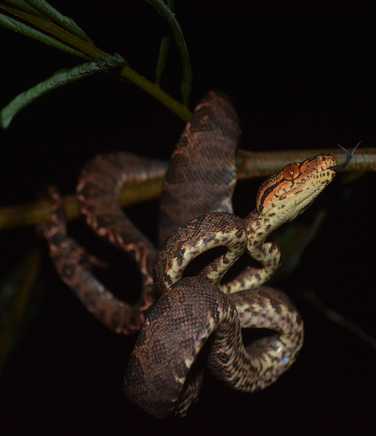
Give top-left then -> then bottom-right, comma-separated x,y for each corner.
1,1 -> 376,434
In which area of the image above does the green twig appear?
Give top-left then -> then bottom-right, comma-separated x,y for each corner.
119,64 -> 192,121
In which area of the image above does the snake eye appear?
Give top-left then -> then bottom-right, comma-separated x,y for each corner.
283,163 -> 301,181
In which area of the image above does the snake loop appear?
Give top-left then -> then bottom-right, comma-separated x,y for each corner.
156,212 -> 246,292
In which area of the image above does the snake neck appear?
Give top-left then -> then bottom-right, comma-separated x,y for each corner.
240,210 -> 282,284
246,210 -> 281,251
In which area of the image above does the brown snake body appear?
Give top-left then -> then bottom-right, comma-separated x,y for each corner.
40,91 -> 337,418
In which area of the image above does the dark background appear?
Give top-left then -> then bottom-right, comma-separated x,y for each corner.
1,1 -> 375,434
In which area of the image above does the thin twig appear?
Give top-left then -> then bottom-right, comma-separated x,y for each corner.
303,290 -> 376,351
0,148 -> 375,231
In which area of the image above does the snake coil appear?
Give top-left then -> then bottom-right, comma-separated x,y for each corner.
40,91 -> 337,418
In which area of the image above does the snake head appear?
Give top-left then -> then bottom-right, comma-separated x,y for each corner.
256,155 -> 336,221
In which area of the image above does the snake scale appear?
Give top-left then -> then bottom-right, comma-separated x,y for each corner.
40,91 -> 337,418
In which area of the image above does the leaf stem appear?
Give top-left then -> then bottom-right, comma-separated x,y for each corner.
119,65 -> 192,121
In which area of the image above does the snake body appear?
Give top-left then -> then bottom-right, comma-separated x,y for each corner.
158,93 -> 240,245
125,93 -> 336,417
40,91 -> 337,418
42,154 -> 166,334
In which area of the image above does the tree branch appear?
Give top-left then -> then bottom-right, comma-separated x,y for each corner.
1,147 -> 375,231
236,147 -> 376,178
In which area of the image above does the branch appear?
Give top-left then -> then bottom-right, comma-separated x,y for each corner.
236,147 -> 376,177
0,147 -> 375,231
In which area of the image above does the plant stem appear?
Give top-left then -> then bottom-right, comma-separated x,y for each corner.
119,65 -> 192,121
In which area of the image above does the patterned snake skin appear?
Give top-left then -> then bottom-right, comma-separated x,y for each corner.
40,91 -> 337,418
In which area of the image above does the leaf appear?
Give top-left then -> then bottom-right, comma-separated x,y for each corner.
146,0 -> 192,104
155,0 -> 174,84
0,4 -> 105,60
272,210 -> 327,280
0,250 -> 41,372
3,0 -> 40,15
0,54 -> 125,129
25,0 -> 90,41
0,12 -> 85,58
155,36 -> 170,85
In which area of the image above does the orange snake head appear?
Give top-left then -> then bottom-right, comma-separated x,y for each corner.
256,155 -> 336,221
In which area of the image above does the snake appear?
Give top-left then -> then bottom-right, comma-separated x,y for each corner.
40,91 -> 337,418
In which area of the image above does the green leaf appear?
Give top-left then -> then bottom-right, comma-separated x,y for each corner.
273,210 -> 327,280
155,36 -> 170,85
0,54 -> 125,129
1,4 -> 107,60
3,0 -> 41,15
0,12 -> 85,58
146,0 -> 192,104
0,250 -> 41,372
25,0 -> 91,41
155,0 -> 174,84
